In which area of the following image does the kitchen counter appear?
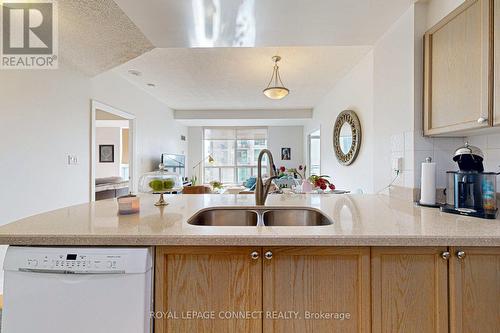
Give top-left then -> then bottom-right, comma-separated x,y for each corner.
0,193 -> 499,246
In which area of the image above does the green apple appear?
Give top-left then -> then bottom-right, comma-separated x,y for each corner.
163,179 -> 175,190
149,179 -> 164,191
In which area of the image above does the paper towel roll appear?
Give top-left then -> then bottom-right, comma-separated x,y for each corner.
420,159 -> 436,205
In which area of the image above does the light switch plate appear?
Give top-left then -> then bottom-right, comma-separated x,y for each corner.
67,155 -> 78,165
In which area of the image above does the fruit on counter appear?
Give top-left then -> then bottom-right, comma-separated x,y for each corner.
149,179 -> 164,191
163,179 -> 175,190
149,178 -> 176,191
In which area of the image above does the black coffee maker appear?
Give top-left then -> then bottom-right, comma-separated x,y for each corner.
441,143 -> 498,219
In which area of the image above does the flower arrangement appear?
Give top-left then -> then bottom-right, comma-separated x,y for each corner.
308,175 -> 336,191
278,165 -> 307,179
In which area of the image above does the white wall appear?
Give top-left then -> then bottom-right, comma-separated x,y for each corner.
426,0 -> 465,28
91,71 -> 188,189
304,52 -> 374,193
0,66 -> 91,291
373,6 -> 417,191
95,127 -> 122,178
0,67 -> 188,291
268,126 -> 304,170
302,2 -> 467,193
0,66 -> 91,225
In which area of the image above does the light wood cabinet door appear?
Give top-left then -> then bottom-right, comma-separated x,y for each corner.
155,247 -> 262,333
424,0 -> 492,136
371,247 -> 449,333
262,247 -> 370,333
449,247 -> 500,333
494,0 -> 500,126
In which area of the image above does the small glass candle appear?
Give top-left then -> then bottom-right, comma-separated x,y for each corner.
117,194 -> 140,215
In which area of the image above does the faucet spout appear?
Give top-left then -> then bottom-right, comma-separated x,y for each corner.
255,149 -> 278,206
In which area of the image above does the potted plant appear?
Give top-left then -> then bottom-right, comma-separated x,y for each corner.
210,181 -> 223,192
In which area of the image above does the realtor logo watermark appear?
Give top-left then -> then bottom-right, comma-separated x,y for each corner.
0,0 -> 58,69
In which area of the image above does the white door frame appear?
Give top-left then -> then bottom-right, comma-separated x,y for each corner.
307,128 -> 321,177
90,100 -> 137,202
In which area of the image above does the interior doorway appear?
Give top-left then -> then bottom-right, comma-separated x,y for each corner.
90,100 -> 136,202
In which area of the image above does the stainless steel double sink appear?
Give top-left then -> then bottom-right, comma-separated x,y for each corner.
187,207 -> 333,226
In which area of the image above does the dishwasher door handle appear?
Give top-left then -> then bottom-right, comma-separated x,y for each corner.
19,268 -> 126,274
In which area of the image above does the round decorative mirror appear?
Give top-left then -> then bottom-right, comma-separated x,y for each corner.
333,110 -> 361,165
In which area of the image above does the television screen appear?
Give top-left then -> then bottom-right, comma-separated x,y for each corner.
161,154 -> 185,178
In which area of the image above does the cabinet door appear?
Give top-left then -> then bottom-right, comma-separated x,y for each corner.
449,247 -> 500,332
495,0 -> 500,126
372,247 -> 449,333
424,0 -> 492,136
262,247 -> 370,333
155,247 -> 262,333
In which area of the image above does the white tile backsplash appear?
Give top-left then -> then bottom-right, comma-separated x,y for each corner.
432,137 -> 464,151
467,135 -> 487,148
467,133 -> 500,189
404,131 -> 414,152
414,132 -> 434,151
392,130 -> 500,192
486,133 -> 500,149
390,133 -> 405,152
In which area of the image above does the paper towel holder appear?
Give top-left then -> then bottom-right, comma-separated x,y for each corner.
416,156 -> 442,208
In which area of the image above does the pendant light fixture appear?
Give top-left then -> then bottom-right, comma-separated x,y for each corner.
263,55 -> 289,100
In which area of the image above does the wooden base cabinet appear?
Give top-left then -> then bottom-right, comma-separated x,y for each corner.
155,246 -> 500,333
449,247 -> 500,332
262,247 -> 370,333
371,247 -> 449,333
155,246 -> 370,333
155,247 -> 262,333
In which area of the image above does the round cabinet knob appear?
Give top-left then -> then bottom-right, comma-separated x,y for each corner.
477,117 -> 488,124
441,251 -> 451,260
250,251 -> 259,260
457,251 -> 466,260
264,251 -> 273,260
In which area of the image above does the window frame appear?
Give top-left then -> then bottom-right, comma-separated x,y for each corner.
203,127 -> 268,184
307,128 -> 321,177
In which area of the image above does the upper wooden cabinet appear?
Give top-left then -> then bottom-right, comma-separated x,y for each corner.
495,0 -> 500,126
371,247 -> 449,333
262,247 -> 370,333
449,247 -> 500,332
424,0 -> 493,136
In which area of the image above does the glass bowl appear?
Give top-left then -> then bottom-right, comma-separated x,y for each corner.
139,164 -> 183,206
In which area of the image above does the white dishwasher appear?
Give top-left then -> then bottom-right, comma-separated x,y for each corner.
2,246 -> 153,333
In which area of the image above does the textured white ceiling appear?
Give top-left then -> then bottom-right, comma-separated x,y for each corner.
114,0 -> 414,47
113,46 -> 371,109
59,0 -> 153,76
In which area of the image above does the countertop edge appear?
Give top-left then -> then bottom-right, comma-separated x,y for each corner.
0,235 -> 498,247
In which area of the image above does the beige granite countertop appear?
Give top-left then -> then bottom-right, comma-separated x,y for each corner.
0,193 -> 499,246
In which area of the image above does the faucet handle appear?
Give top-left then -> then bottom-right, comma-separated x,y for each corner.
271,163 -> 278,176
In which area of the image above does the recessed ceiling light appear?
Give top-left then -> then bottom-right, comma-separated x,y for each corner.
146,83 -> 156,87
128,69 -> 142,76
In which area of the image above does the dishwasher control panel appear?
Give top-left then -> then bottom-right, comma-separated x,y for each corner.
21,252 -> 126,273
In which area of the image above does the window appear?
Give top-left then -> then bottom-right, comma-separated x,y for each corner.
203,128 -> 268,184
308,129 -> 321,176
